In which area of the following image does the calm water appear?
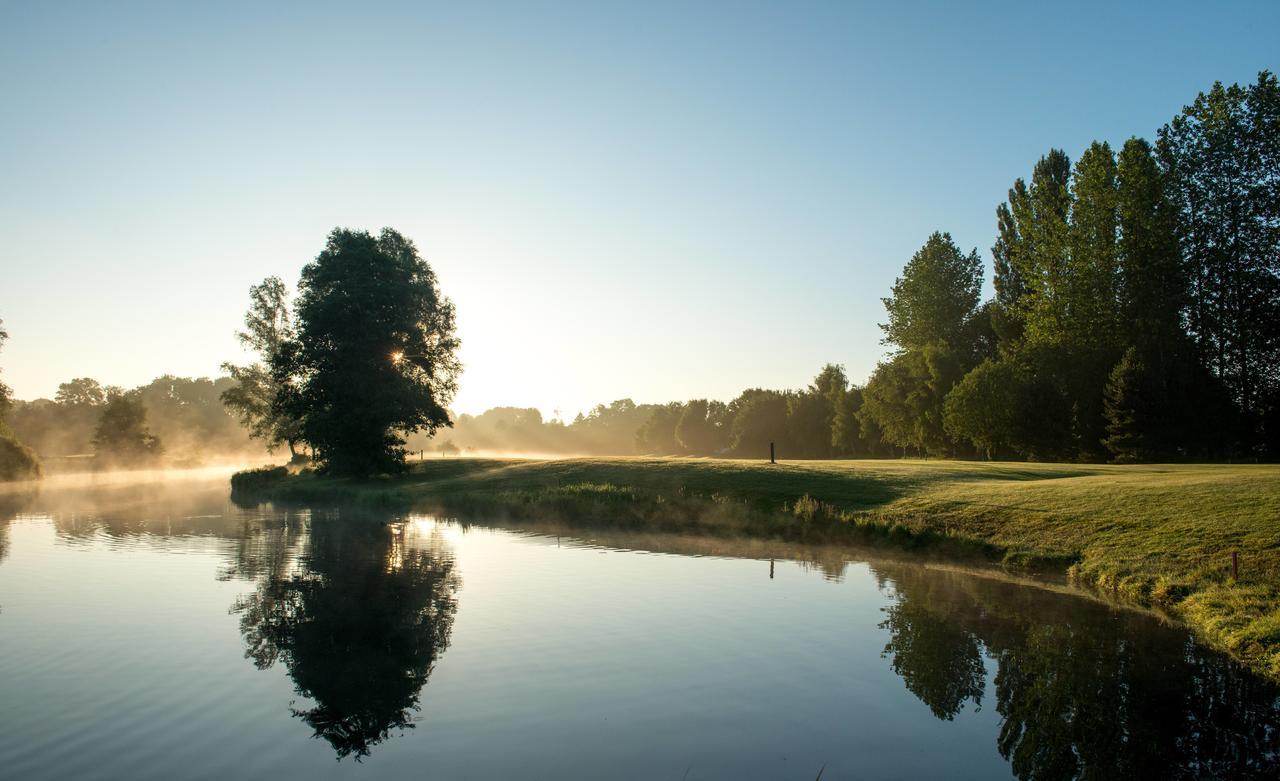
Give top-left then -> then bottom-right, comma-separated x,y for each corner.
1,474 -> 1277,780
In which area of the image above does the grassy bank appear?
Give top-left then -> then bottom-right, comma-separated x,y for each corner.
232,456 -> 1280,678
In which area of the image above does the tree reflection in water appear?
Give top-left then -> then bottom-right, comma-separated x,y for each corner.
232,511 -> 459,760
878,565 -> 1280,780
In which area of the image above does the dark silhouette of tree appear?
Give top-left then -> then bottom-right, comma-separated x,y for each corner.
0,319 -> 40,480
635,402 -> 685,454
880,585 -> 985,720
674,399 -> 725,454
233,516 -> 460,760
727,389 -> 790,457
221,277 -> 304,459
273,228 -> 461,475
54,377 -> 107,407
92,392 -> 163,465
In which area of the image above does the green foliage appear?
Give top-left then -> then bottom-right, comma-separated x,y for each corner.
675,398 -> 727,454
880,232 -> 983,353
830,384 -> 865,456
54,377 -> 107,407
944,359 -> 1020,459
235,456 -> 1280,677
274,228 -> 462,475
1158,71 -> 1280,446
92,392 -> 163,465
635,401 -> 684,454
727,389 -> 790,457
0,434 -> 40,481
221,277 -> 303,457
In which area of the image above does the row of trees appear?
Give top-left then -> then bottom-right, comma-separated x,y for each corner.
220,73 -> 1276,471
402,364 -> 884,460
859,72 -> 1279,462
405,73 -> 1280,465
8,375 -> 261,467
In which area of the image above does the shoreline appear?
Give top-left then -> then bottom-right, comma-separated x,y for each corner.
230,455 -> 1280,680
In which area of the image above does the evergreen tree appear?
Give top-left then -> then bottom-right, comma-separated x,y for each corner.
1102,348 -> 1153,462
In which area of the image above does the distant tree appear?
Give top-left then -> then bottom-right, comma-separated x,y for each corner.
675,399 -> 724,454
943,359 -> 1020,460
811,363 -> 849,403
55,377 -> 107,407
727,389 -> 790,458
437,439 -> 459,457
782,364 -> 849,459
880,232 -> 983,353
830,384 -> 865,456
92,392 -> 163,465
636,402 -> 684,454
785,390 -> 833,458
222,277 -> 304,459
858,354 -> 927,457
273,229 -> 461,475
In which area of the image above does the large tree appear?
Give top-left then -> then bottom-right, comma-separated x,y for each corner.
863,233 -> 983,457
1158,71 -> 1280,450
273,228 -> 461,475
880,232 -> 983,352
221,277 -> 304,458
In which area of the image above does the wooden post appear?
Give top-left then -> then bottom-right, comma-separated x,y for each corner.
770,442 -> 775,464
1232,551 -> 1239,581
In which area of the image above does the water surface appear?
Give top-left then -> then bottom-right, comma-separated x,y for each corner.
0,475 -> 1276,780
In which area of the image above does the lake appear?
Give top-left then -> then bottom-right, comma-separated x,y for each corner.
1,472 -> 1277,780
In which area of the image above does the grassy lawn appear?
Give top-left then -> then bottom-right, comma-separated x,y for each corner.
233,456 -> 1280,679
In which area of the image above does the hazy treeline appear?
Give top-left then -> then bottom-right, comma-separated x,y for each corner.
402,374 -> 882,459
8,375 -> 261,467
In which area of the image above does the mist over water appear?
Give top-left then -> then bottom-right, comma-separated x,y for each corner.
0,474 -> 1277,780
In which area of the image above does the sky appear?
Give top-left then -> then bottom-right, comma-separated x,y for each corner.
1,1 -> 1276,418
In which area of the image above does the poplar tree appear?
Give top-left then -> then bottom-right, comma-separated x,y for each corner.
1158,71 -> 1280,450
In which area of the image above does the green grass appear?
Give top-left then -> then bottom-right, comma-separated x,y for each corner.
232,456 -> 1280,679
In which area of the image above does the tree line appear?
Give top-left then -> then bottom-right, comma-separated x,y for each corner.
5,72 -> 1274,478
868,72 -> 1279,462
6,375 -> 261,468
410,72 -> 1279,465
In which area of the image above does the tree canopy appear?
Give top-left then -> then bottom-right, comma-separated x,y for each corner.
272,228 -> 461,475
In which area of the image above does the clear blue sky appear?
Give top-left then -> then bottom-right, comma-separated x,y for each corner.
2,1 -> 1276,417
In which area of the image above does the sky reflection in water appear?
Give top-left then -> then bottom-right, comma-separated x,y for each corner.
0,477 -> 1277,780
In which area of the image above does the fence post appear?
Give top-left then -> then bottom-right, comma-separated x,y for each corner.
770,442 -> 775,464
